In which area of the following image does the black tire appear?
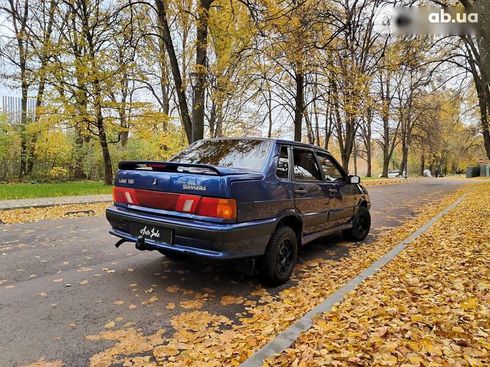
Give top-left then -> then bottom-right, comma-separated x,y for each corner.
158,249 -> 187,260
343,206 -> 371,241
260,226 -> 298,286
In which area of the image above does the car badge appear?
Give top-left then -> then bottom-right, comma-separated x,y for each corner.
152,178 -> 158,185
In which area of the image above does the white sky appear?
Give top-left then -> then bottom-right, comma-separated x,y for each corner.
0,12 -> 17,97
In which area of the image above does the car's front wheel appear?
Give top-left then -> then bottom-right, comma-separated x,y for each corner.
260,226 -> 298,286
343,206 -> 371,241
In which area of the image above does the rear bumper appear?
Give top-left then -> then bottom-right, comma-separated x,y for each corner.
106,206 -> 276,259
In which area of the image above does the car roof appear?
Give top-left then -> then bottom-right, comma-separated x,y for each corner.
203,137 -> 333,155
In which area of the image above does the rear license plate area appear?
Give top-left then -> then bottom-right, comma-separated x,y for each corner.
129,223 -> 173,244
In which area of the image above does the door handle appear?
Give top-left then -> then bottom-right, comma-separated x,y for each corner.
294,187 -> 307,194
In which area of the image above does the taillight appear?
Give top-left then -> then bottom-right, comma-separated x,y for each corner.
113,187 -> 236,220
113,187 -> 139,205
175,194 -> 201,213
196,197 -> 237,219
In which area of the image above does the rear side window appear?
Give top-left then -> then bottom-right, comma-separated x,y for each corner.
317,153 -> 344,181
293,149 -> 322,181
276,145 -> 289,179
170,139 -> 272,171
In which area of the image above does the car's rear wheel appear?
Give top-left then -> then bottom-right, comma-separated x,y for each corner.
343,206 -> 371,241
260,226 -> 298,286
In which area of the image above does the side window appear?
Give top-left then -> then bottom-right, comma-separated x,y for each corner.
317,153 -> 344,181
276,145 -> 290,179
293,149 -> 322,181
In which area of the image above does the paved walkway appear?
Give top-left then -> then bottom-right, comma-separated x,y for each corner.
0,194 -> 112,210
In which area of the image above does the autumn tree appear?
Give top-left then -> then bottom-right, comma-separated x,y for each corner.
48,0 -> 142,184
326,0 -> 383,170
0,0 -> 33,177
431,0 -> 490,159
256,0 -> 329,142
207,0 -> 257,137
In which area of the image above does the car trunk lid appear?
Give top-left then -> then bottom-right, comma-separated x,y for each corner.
113,161 -> 263,221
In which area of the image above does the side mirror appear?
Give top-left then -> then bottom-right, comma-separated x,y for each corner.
277,161 -> 288,170
349,175 -> 360,184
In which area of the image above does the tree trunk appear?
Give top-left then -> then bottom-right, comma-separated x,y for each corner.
267,89 -> 273,138
216,107 -> 223,137
8,0 -> 30,178
294,72 -> 305,142
365,135 -> 372,177
157,28 -> 170,119
382,156 -> 390,178
312,93 -> 320,145
314,114 -> 320,146
339,117 -> 356,172
465,45 -> 490,160
73,128 -> 87,180
378,69 -> 399,178
366,149 -> 372,177
483,127 -> 490,160
473,1 -> 490,96
93,74 -> 113,184
324,111 -> 333,150
353,139 -> 358,176
209,103 -> 216,137
20,79 -> 29,178
381,110 -> 390,177
96,108 -> 113,185
86,17 -> 113,185
362,109 -> 373,177
304,110 -> 314,144
192,0 -> 212,142
26,0 -> 57,175
400,143 -> 409,178
155,0 -> 192,142
119,103 -> 129,147
477,83 -> 490,159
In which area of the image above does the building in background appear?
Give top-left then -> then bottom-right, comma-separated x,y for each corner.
0,95 -> 36,123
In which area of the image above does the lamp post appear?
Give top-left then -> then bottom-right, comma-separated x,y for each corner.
189,71 -> 198,142
189,71 -> 198,90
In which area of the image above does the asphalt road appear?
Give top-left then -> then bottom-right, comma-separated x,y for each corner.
0,179 -> 467,367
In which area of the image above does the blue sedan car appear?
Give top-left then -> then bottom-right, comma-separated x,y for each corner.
106,138 -> 371,285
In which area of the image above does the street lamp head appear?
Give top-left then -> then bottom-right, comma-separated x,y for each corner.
189,71 -> 198,89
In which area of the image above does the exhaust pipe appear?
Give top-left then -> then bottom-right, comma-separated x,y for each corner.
135,235 -> 147,251
114,238 -> 127,248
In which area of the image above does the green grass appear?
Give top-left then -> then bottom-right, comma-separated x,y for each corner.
0,181 -> 112,200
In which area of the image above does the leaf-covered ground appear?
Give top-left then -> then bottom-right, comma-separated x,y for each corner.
362,177 -> 425,186
72,185 -> 481,366
269,182 -> 490,367
0,202 -> 110,224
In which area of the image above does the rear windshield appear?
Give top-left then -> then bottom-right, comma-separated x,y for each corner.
169,139 -> 272,171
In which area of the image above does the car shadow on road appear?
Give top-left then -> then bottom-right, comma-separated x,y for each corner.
129,229 -> 380,295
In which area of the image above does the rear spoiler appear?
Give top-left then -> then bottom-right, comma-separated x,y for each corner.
118,161 -> 222,175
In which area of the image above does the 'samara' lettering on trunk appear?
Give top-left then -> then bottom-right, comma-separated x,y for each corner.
183,184 -> 207,191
